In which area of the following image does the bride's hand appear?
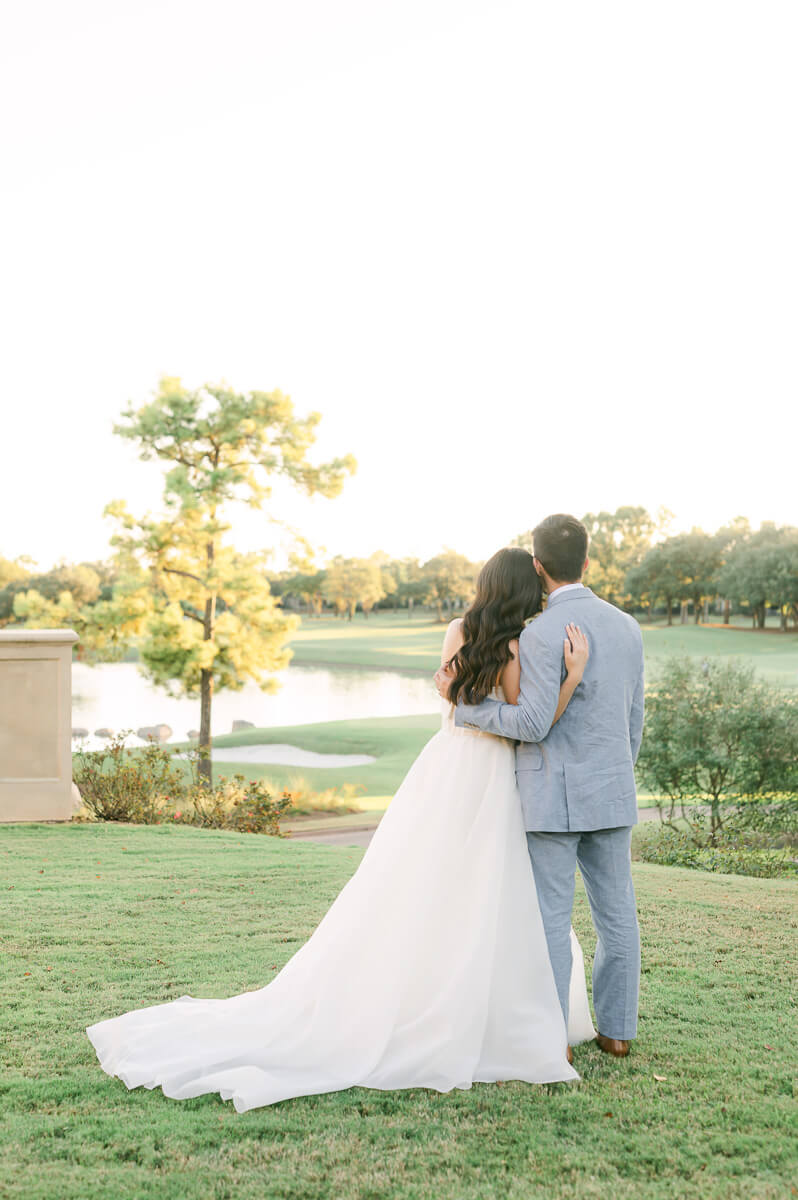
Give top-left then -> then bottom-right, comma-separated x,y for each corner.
564,623 -> 589,681
433,662 -> 455,700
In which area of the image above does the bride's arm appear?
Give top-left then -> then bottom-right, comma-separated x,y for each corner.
500,640 -> 522,703
502,625 -> 589,725
440,617 -> 465,671
551,624 -> 589,724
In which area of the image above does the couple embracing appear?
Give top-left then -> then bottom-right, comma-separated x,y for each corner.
87,514 -> 645,1111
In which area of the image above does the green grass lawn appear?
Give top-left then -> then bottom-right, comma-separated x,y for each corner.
174,714 -> 441,806
2,823 -> 795,1200
289,611 -> 798,688
288,612 -> 445,672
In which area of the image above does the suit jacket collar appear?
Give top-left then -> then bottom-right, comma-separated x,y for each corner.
545,586 -> 594,609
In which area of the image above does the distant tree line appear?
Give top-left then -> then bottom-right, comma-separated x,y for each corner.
276,507 -> 798,628
271,549 -> 476,622
516,507 -> 798,629
3,506 -> 796,630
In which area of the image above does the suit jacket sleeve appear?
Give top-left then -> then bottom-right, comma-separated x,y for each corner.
453,622 -> 562,743
629,629 -> 645,764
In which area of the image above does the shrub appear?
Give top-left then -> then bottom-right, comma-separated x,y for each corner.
636,824 -> 797,879
226,777 -> 294,835
73,738 -> 293,835
73,733 -> 187,822
185,775 -> 293,835
637,657 -> 798,844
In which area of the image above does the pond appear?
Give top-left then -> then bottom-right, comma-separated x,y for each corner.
71,661 -> 438,749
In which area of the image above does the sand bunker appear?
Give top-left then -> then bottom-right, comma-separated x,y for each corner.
207,744 -> 376,768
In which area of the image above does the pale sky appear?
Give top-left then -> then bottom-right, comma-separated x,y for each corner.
1,0 -> 796,573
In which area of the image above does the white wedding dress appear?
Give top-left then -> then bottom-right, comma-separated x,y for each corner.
87,691 -> 595,1112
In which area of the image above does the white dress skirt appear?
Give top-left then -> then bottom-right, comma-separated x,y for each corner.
87,694 -> 596,1112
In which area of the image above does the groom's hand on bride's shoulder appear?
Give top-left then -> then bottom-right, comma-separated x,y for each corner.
434,663 -> 455,699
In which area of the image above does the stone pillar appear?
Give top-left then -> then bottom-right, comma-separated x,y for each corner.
0,629 -> 79,823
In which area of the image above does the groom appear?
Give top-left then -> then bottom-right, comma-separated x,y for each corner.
435,514 -> 644,1057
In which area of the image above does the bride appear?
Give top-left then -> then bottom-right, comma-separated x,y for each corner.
87,546 -> 596,1112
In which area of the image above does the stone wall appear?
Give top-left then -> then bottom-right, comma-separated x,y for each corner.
0,629 -> 78,822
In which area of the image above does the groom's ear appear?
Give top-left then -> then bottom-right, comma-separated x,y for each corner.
532,556 -> 545,578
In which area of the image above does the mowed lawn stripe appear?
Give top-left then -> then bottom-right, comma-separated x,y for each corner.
288,612 -> 798,687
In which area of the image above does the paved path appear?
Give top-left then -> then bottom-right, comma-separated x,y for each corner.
291,806 -> 663,848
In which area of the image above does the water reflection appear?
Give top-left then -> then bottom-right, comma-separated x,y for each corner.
72,662 -> 438,747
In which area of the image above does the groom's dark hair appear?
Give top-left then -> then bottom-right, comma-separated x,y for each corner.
532,514 -> 589,583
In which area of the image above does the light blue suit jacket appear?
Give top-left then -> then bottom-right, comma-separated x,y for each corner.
455,586 -> 645,832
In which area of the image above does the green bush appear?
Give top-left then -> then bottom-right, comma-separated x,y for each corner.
637,657 -> 798,844
73,733 -> 187,822
636,823 -> 797,879
73,737 -> 293,835
183,775 -> 293,835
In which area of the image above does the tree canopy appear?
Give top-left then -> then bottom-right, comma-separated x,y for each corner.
93,378 -> 356,781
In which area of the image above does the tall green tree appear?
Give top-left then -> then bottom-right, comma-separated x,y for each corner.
279,568 -> 328,616
100,378 -> 355,783
668,529 -> 723,623
626,529 -> 722,624
391,557 -> 426,615
625,540 -> 683,624
714,517 -> 751,623
580,506 -> 659,608
322,557 -> 386,619
0,554 -> 32,591
718,523 -> 798,630
421,551 -> 477,621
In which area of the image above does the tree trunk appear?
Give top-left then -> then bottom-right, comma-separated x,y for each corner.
198,667 -> 213,786
198,536 -> 217,787
666,596 -> 673,626
757,605 -> 766,630
680,601 -> 688,624
723,597 -> 731,624
780,606 -> 787,631
408,597 -> 413,619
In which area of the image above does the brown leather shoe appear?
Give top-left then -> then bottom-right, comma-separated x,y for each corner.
595,1033 -> 630,1057
566,1045 -> 574,1066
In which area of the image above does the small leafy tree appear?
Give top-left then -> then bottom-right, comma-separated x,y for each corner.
580,506 -> 658,608
0,559 -> 101,626
280,568 -> 327,616
394,558 -> 426,615
625,541 -> 683,624
636,657 -> 798,844
322,557 -> 385,619
97,378 -> 355,783
0,555 -> 32,591
717,523 -> 798,630
421,550 -> 476,621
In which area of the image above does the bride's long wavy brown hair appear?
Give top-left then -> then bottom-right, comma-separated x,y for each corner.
447,547 -> 542,706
